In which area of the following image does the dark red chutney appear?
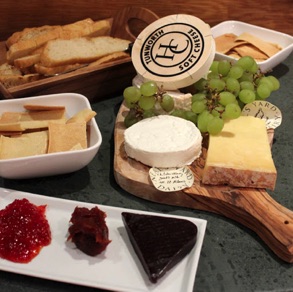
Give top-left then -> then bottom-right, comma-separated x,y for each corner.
0,198 -> 51,263
68,206 -> 111,256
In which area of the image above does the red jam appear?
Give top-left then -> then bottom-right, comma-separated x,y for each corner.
0,198 -> 51,263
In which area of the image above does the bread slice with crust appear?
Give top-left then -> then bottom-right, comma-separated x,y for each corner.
39,36 -> 131,67
14,53 -> 41,70
6,25 -> 58,48
6,19 -> 111,63
34,51 -> 129,76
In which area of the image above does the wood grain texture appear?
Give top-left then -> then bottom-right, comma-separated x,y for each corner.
0,0 -> 292,39
114,102 -> 293,263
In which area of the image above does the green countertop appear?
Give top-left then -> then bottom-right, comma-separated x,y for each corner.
0,54 -> 292,292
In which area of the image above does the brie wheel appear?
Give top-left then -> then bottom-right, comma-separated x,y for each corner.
124,115 -> 202,168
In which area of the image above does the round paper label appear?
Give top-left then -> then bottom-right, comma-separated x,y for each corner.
149,167 -> 194,192
241,100 -> 282,129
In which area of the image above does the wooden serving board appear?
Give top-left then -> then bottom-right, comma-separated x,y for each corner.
114,103 -> 293,263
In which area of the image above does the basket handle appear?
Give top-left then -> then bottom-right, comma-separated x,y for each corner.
111,6 -> 159,41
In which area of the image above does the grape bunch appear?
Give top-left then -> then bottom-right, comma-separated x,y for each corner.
123,81 -> 175,128
192,56 -> 280,134
122,56 -> 280,135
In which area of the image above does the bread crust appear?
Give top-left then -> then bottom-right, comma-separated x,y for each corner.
39,36 -> 130,67
6,19 -> 111,63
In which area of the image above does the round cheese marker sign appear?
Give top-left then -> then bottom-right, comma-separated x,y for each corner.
132,14 -> 215,90
149,167 -> 194,192
241,100 -> 282,129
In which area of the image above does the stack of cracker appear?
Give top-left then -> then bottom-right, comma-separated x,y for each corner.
215,32 -> 282,62
0,105 -> 96,159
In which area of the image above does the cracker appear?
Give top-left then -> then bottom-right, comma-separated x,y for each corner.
215,33 -> 246,54
24,104 -> 66,111
47,121 -> 87,153
0,109 -> 66,131
215,32 -> 282,61
66,108 -> 96,124
236,32 -> 281,57
0,130 -> 48,159
234,44 -> 268,60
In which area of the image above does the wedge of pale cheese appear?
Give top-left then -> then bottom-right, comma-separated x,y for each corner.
202,116 -> 277,190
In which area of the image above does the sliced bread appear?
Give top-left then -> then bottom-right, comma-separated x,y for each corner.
6,25 -> 58,48
6,19 -> 111,63
39,36 -> 131,67
0,73 -> 40,89
34,51 -> 129,76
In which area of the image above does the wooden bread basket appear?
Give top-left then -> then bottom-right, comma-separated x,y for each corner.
0,7 -> 159,101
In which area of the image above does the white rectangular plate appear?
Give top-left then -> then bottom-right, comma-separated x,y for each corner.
0,188 -> 207,292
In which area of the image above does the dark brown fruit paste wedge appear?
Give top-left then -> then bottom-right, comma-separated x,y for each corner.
122,212 -> 198,283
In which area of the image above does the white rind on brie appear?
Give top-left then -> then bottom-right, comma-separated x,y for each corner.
124,115 -> 202,168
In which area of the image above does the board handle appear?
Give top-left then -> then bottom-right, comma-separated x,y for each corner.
191,187 -> 293,263
110,6 -> 159,41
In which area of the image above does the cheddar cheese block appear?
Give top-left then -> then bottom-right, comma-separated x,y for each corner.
202,116 -> 277,190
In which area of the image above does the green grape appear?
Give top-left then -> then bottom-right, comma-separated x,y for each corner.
207,116 -> 224,135
256,83 -> 271,99
140,81 -> 158,96
223,103 -> 241,119
238,71 -> 254,82
191,100 -> 207,114
138,95 -> 156,110
123,86 -> 141,107
267,75 -> 280,91
207,72 -> 220,79
209,78 -> 225,91
239,89 -> 256,104
225,77 -> 240,95
143,109 -> 156,119
210,60 -> 219,73
194,78 -> 207,91
192,93 -> 206,103
236,56 -> 255,71
258,76 -> 274,91
247,61 -> 258,73
171,109 -> 186,119
124,99 -> 136,109
212,105 -> 225,117
161,94 -> 174,112
185,111 -> 198,124
124,110 -> 139,128
197,110 -> 214,133
240,80 -> 254,91
218,60 -> 231,76
219,91 -> 236,106
228,65 -> 244,79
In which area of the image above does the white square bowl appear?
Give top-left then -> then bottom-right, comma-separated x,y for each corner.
0,93 -> 102,179
211,20 -> 293,72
